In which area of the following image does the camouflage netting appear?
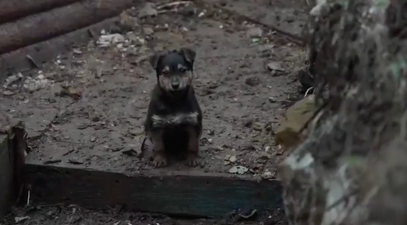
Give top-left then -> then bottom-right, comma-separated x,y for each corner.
278,0 -> 407,225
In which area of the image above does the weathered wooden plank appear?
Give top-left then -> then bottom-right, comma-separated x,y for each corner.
0,123 -> 28,215
0,17 -> 120,81
25,163 -> 283,217
0,134 -> 12,215
0,0 -> 133,55
0,0 -> 82,24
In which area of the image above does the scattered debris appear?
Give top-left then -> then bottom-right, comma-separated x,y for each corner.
229,166 -> 249,174
23,74 -> 51,92
245,77 -> 260,86
97,34 -> 126,47
44,159 -> 62,164
68,158 -> 85,165
14,216 -> 30,223
3,73 -> 23,88
58,86 -> 83,100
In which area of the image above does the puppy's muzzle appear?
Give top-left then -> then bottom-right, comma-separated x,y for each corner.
171,77 -> 180,90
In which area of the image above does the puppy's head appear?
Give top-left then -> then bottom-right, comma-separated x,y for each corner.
149,48 -> 196,93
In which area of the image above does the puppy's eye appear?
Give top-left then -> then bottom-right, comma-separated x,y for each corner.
180,68 -> 186,73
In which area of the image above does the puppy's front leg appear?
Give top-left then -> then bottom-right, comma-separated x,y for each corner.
185,126 -> 200,167
149,130 -> 167,167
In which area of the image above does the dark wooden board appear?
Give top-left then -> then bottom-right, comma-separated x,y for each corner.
0,0 -> 133,55
0,17 -> 120,81
0,134 -> 12,215
0,0 -> 82,24
25,163 -> 283,217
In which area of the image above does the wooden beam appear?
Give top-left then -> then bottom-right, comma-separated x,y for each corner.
0,17 -> 120,81
0,134 -> 12,215
25,163 -> 283,218
0,0 -> 82,24
0,0 -> 133,55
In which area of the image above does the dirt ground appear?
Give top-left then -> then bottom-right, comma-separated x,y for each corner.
1,204 -> 287,225
0,0 -> 307,224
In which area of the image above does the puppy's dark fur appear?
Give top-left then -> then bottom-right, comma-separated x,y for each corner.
144,48 -> 202,167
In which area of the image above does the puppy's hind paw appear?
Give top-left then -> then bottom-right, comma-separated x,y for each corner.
185,154 -> 199,167
152,153 -> 168,168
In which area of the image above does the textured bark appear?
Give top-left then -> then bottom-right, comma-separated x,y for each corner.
279,0 -> 407,225
0,0 -> 133,55
0,0 -> 81,24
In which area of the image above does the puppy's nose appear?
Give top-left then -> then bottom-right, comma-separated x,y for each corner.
171,79 -> 180,89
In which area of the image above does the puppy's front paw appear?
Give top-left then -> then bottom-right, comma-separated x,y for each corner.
152,152 -> 167,168
185,153 -> 199,167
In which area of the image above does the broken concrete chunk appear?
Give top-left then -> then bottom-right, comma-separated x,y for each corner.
275,95 -> 317,149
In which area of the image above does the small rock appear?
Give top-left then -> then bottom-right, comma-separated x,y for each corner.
207,130 -> 215,135
68,158 -> 84,165
90,136 -> 96,142
122,144 -> 142,157
77,123 -> 89,130
243,118 -> 254,128
246,27 -> 263,38
268,97 -> 277,103
285,14 -> 295,23
261,170 -> 274,179
2,90 -> 15,96
73,49 -> 82,55
4,73 -> 23,88
267,61 -> 285,72
229,155 -> 237,163
252,122 -> 264,131
138,2 -> 157,19
245,77 -> 260,86
59,86 -> 82,100
143,27 -> 154,36
229,166 -> 249,175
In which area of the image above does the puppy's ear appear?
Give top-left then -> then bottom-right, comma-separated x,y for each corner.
180,48 -> 196,64
149,53 -> 163,70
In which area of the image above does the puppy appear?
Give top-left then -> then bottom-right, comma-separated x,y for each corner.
144,48 -> 202,167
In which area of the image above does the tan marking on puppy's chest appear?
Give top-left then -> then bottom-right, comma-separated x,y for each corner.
152,112 -> 199,128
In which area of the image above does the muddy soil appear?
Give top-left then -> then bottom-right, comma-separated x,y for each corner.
1,0 -> 306,224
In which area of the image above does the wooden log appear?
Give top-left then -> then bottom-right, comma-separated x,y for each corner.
0,0 -> 82,24
0,0 -> 133,55
0,17 -> 120,81
25,163 -> 283,218
0,134 -> 12,215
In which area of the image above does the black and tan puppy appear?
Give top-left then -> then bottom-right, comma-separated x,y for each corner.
144,48 -> 202,167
